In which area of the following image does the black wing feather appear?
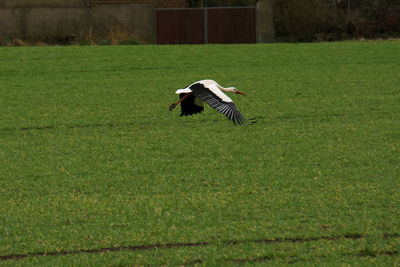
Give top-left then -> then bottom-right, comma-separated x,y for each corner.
189,83 -> 247,125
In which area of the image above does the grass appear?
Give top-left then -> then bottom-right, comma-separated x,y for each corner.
0,41 -> 399,265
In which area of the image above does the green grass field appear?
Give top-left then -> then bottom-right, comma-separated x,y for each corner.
0,41 -> 399,265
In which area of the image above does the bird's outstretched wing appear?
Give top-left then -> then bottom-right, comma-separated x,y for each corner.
189,82 -> 247,125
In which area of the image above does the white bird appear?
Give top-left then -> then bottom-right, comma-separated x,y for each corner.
169,79 -> 247,125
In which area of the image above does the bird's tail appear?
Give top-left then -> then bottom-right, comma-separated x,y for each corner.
175,88 -> 192,94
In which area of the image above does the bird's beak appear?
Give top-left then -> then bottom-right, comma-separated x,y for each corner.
236,90 -> 246,95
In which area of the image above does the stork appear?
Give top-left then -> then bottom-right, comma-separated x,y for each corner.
169,80 -> 247,125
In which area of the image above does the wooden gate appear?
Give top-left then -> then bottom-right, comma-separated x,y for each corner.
155,9 -> 205,44
155,7 -> 256,44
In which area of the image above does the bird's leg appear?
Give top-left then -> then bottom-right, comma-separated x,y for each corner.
169,93 -> 191,111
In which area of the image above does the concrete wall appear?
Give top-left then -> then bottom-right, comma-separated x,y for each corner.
0,0 -> 154,43
89,4 -> 154,42
0,0 -> 85,8
257,0 -> 274,43
0,0 -> 273,44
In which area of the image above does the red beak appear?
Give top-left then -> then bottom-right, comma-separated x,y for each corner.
236,90 -> 246,95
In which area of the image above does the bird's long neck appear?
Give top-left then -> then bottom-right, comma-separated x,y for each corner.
217,84 -> 235,93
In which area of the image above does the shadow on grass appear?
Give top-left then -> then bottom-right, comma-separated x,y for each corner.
1,233 -> 399,262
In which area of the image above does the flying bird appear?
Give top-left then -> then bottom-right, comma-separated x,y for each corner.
169,79 -> 247,125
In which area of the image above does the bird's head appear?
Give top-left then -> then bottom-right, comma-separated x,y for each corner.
227,87 -> 246,95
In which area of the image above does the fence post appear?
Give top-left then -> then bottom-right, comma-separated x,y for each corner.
256,0 -> 274,43
154,8 -> 157,44
204,7 -> 208,44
